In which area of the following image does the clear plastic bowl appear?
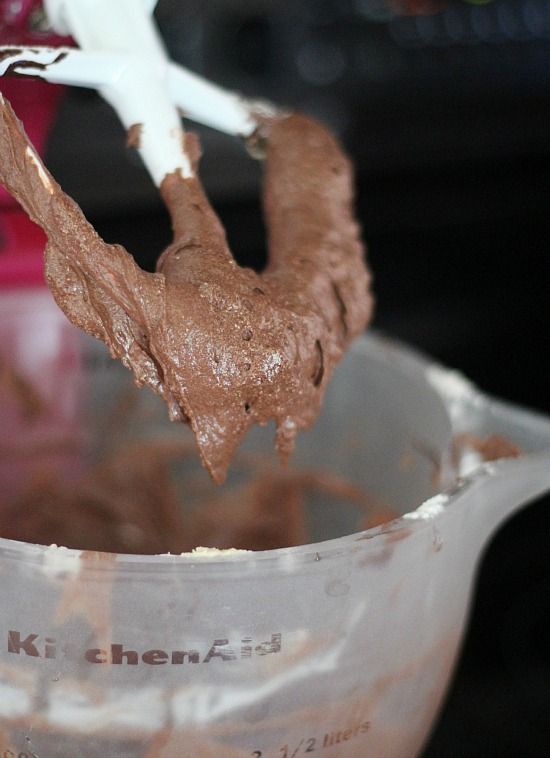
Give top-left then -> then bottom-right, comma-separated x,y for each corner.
1,288 -> 550,757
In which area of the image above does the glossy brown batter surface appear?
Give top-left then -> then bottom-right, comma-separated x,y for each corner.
0,94 -> 372,482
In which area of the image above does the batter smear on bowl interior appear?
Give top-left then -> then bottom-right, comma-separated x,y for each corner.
0,94 -> 373,482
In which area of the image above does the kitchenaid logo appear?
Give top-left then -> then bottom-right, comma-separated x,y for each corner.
7,630 -> 281,665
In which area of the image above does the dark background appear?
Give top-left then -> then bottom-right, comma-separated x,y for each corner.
33,0 -> 550,754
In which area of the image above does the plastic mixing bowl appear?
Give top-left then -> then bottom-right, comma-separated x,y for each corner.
1,288 -> 550,757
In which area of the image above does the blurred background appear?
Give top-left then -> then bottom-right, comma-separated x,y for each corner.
2,0 -> 550,754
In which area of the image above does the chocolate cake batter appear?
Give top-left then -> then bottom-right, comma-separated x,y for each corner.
0,93 -> 372,482
452,433 -> 521,463
0,440 -> 376,554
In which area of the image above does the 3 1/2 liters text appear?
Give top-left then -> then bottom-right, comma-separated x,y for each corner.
251,720 -> 370,756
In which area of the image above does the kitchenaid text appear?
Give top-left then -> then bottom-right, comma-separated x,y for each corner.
7,629 -> 282,664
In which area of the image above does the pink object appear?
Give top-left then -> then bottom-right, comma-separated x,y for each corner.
0,7 -> 84,497
0,0 -> 72,287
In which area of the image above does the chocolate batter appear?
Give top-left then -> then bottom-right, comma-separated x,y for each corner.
452,433 -> 522,463
0,93 -> 372,482
0,440 -> 377,554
